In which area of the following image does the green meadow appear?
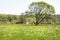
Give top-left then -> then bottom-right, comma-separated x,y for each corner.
0,24 -> 60,40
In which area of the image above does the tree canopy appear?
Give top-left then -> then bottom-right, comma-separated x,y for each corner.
29,1 -> 56,25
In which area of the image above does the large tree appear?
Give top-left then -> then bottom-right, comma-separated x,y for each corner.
29,1 -> 56,25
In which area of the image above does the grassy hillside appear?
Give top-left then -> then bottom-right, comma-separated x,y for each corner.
0,24 -> 60,40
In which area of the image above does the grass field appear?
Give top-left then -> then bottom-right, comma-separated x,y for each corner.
0,24 -> 60,40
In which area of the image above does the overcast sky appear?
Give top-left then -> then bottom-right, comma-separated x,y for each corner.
0,0 -> 60,15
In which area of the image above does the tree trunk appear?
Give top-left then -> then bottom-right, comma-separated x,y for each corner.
35,14 -> 39,25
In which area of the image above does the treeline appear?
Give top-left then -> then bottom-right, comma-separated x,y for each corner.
0,14 -> 19,24
0,14 -> 27,24
56,15 -> 60,24
0,13 -> 35,24
0,13 -> 60,24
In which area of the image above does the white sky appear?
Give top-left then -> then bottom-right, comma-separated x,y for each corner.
0,0 -> 60,15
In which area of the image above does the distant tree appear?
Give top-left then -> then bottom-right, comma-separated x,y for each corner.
7,15 -> 13,23
29,1 -> 56,25
18,13 -> 26,24
0,14 -> 8,23
6,15 -> 19,24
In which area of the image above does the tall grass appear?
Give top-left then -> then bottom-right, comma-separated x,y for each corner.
0,24 -> 60,40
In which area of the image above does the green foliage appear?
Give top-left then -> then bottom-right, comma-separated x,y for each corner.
29,1 -> 56,25
0,14 -> 20,24
0,14 -> 8,23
